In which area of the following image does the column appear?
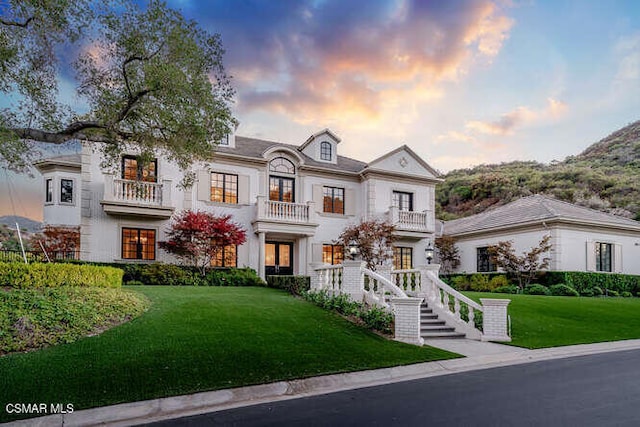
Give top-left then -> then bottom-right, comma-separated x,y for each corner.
480,298 -> 511,342
341,260 -> 366,302
391,297 -> 424,346
258,232 -> 266,281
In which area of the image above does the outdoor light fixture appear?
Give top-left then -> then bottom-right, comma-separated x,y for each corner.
348,241 -> 359,260
425,241 -> 434,265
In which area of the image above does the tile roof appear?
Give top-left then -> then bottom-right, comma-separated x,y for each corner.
444,195 -> 640,235
216,136 -> 367,173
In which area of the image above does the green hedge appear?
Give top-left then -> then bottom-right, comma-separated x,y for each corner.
115,263 -> 264,287
538,271 -> 640,295
266,275 -> 310,296
0,262 -> 123,289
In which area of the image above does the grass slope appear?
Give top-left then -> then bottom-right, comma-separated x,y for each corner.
467,292 -> 640,349
0,286 -> 458,422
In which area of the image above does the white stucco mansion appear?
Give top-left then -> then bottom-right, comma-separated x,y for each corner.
35,129 -> 441,279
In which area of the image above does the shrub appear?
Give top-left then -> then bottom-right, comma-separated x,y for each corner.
469,274 -> 491,292
125,280 -> 145,286
524,284 -> 550,296
303,290 -> 393,334
592,286 -> 604,296
451,275 -> 470,291
549,284 -> 579,297
0,262 -> 123,289
266,275 -> 310,295
140,263 -> 198,286
0,287 -> 148,355
622,291 -> 633,298
489,275 -> 509,289
607,290 -> 620,297
580,288 -> 594,297
494,285 -> 519,294
206,268 -> 264,287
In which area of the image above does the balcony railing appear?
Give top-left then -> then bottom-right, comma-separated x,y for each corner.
388,206 -> 433,233
255,196 -> 316,224
101,174 -> 174,218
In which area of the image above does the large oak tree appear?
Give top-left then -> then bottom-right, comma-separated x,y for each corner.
0,0 -> 234,182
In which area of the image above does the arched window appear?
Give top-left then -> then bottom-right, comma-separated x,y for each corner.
269,157 -> 295,174
320,142 -> 332,161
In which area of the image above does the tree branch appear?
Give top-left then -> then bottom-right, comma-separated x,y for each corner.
0,16 -> 34,28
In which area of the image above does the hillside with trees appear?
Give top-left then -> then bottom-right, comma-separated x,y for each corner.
437,120 -> 640,221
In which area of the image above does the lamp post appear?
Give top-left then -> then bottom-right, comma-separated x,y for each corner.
348,240 -> 359,260
425,241 -> 434,265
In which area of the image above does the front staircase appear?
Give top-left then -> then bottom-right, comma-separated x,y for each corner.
420,302 -> 465,339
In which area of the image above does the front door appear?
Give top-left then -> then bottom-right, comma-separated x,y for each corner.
265,242 -> 293,276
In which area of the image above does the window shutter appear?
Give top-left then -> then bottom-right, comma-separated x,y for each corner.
345,189 -> 356,216
312,185 -> 323,212
614,244 -> 623,273
585,241 -> 596,271
238,174 -> 250,204
196,170 -> 211,201
312,243 -> 324,263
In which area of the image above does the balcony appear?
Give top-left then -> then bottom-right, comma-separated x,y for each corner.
252,196 -> 318,236
100,175 -> 175,219
388,206 -> 434,238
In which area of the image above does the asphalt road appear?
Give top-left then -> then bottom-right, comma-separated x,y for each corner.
147,349 -> 640,427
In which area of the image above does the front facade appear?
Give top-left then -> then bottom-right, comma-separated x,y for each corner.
36,129 -> 441,278
443,195 -> 640,276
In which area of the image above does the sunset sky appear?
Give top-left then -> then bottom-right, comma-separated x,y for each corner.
2,0 -> 640,220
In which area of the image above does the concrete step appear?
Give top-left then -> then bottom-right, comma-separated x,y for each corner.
421,331 -> 466,339
421,319 -> 446,325
421,315 -> 439,320
420,308 -> 433,314
421,325 -> 457,332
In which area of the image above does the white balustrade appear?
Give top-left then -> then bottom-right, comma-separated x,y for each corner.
362,268 -> 407,308
391,269 -> 422,295
311,264 -> 343,294
257,196 -> 310,223
110,178 -> 164,205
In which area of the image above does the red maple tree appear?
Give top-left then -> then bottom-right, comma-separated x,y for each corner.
29,225 -> 80,259
159,210 -> 246,274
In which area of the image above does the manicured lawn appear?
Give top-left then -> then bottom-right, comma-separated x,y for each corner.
466,292 -> 640,349
0,286 -> 458,422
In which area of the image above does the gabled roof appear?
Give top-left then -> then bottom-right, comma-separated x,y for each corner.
444,195 -> 640,235
216,136 -> 366,173
298,128 -> 342,152
365,144 -> 441,178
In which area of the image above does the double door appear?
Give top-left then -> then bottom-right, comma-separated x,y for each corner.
265,242 -> 293,276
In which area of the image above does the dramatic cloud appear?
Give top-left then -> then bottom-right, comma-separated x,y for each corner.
465,97 -> 567,136
201,0 -> 514,125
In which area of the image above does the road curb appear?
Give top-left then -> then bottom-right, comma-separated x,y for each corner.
5,339 -> 640,426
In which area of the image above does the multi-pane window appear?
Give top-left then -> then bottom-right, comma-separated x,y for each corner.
122,156 -> 157,182
393,191 -> 413,211
269,157 -> 295,174
323,186 -> 344,214
212,245 -> 237,267
320,142 -> 332,161
60,179 -> 74,204
218,134 -> 230,146
596,242 -> 612,272
322,244 -> 344,265
122,228 -> 156,260
269,177 -> 294,202
393,247 -> 413,270
211,173 -> 238,204
477,247 -> 497,272
45,179 -> 53,203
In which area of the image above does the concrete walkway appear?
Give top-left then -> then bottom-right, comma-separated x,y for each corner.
6,339 -> 640,427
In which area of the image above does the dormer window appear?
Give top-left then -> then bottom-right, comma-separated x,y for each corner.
320,142 -> 332,161
219,134 -> 230,146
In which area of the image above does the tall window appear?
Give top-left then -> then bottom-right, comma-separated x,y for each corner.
323,186 -> 344,214
393,247 -> 413,270
60,179 -> 74,204
320,142 -> 332,161
212,245 -> 237,267
122,156 -> 157,182
45,179 -> 53,203
211,173 -> 238,204
477,247 -> 496,272
393,191 -> 413,211
269,157 -> 295,203
323,244 -> 344,265
596,242 -> 612,272
122,228 -> 156,260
